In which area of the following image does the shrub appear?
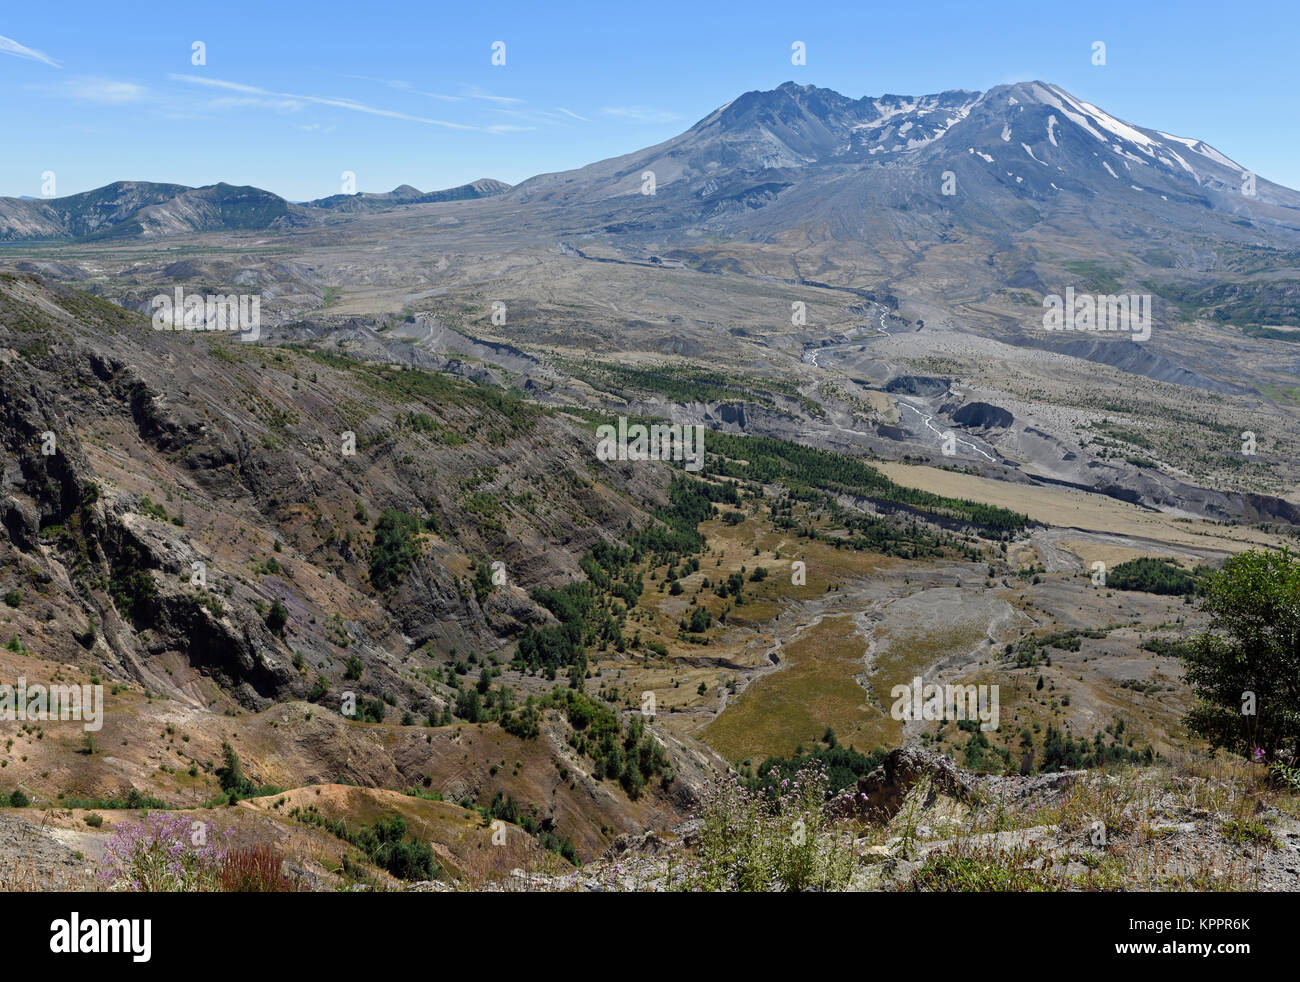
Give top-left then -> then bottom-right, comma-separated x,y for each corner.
216,742 -> 254,798
59,788 -> 166,810
748,743 -> 884,798
265,599 -> 288,635
108,545 -> 157,620
472,561 -> 494,604
501,702 -> 540,739
292,808 -> 439,881
686,607 -> 712,634
369,510 -> 422,591
1219,818 -> 1274,848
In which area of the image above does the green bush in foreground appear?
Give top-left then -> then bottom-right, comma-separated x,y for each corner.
1182,548 -> 1300,763
689,762 -> 854,892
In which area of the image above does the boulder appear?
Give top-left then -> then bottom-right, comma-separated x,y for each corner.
835,747 -> 976,820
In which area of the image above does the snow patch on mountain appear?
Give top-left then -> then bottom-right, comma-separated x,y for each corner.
1031,83 -> 1107,142
1157,132 -> 1242,171
1163,150 -> 1197,178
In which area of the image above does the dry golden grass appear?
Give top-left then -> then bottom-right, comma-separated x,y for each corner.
700,614 -> 892,761
874,461 -> 1284,554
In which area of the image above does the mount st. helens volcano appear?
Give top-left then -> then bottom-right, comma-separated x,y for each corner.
4,81 -> 1297,251
503,80 -> 1300,254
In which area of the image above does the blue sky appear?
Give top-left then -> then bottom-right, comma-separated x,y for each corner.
2,0 -> 1297,200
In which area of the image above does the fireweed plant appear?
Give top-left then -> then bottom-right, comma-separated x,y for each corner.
99,813 -> 229,892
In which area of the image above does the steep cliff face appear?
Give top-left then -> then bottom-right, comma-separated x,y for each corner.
0,286 -> 303,707
0,272 -> 666,714
0,271 -> 713,856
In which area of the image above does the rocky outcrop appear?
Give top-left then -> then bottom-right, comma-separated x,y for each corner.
834,747 -> 977,820
601,828 -> 669,860
885,375 -> 951,398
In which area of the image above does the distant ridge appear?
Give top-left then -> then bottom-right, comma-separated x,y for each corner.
0,177 -> 512,242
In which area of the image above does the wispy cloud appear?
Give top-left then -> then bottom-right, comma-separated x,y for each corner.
342,73 -> 412,89
343,74 -> 464,102
492,106 -> 582,126
416,90 -> 464,103
343,75 -> 541,114
48,76 -> 148,104
458,84 -> 523,105
169,74 -> 479,129
346,75 -> 525,105
207,95 -> 304,112
554,106 -> 590,122
601,106 -> 679,124
0,33 -> 59,68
